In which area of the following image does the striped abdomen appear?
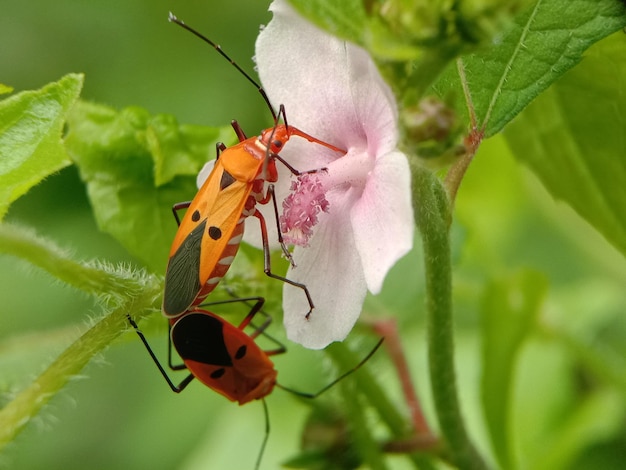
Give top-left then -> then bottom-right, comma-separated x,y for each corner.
190,218 -> 245,309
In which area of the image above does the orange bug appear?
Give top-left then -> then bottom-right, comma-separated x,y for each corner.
127,298 -> 383,468
162,13 -> 345,319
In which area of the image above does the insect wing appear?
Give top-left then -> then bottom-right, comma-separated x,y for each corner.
172,311 -> 277,404
163,163 -> 251,317
162,219 -> 206,316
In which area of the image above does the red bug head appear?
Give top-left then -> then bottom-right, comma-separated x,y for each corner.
171,310 -> 277,405
259,124 -> 291,155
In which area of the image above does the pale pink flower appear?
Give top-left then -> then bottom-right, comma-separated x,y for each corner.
244,0 -> 414,349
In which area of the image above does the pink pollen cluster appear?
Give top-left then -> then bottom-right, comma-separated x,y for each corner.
280,174 -> 330,247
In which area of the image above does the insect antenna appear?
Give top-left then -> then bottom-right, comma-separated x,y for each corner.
168,12 -> 277,121
277,338 -> 385,398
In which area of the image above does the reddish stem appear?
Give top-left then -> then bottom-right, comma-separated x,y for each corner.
371,319 -> 434,439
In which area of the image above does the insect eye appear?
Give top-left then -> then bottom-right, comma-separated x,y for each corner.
273,140 -> 282,148
210,368 -> 226,379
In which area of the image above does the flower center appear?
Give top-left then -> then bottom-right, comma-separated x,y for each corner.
279,174 -> 329,247
322,147 -> 373,194
279,147 -> 374,247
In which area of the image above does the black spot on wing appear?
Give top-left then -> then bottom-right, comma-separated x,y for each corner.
208,226 -> 222,240
234,345 -> 247,360
220,170 -> 236,190
163,220 -> 206,316
192,210 -> 201,222
172,313 -> 232,367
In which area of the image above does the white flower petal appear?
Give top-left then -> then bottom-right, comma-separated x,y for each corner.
244,0 -> 415,348
351,150 -> 414,293
256,0 -> 398,154
282,194 -> 366,349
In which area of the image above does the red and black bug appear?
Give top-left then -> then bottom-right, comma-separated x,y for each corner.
127,299 -> 382,469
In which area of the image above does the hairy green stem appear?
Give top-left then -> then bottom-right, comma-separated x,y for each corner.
0,223 -> 138,298
0,292 -> 159,451
0,222 -> 162,451
411,162 -> 489,470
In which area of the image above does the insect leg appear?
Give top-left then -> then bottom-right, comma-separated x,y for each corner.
254,399 -> 270,470
204,287 -> 287,356
237,301 -> 286,356
253,207 -> 315,319
168,320 -> 188,371
171,201 -> 191,226
270,152 -> 329,178
264,183 -> 296,267
215,141 -> 227,160
196,296 -> 266,331
230,120 -> 248,142
127,314 -> 195,393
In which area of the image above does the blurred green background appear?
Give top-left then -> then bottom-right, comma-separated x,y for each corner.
2,1 -> 626,469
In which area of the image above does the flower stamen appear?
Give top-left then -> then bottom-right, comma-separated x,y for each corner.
280,174 -> 330,247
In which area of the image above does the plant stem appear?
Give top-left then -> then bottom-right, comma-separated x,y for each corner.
371,319 -> 433,438
0,222 -> 162,450
327,343 -> 438,469
0,291 -> 159,451
0,223 -> 138,298
411,162 -> 489,470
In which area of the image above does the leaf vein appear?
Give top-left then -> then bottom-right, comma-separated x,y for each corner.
481,0 -> 544,130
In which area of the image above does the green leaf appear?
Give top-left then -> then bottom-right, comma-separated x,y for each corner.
0,73 -> 83,220
436,0 -> 626,137
285,0 -> 430,61
481,270 -> 548,470
64,100 -> 234,272
0,84 -> 13,95
532,389 -> 624,470
287,0 -> 367,46
504,32 -> 626,257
